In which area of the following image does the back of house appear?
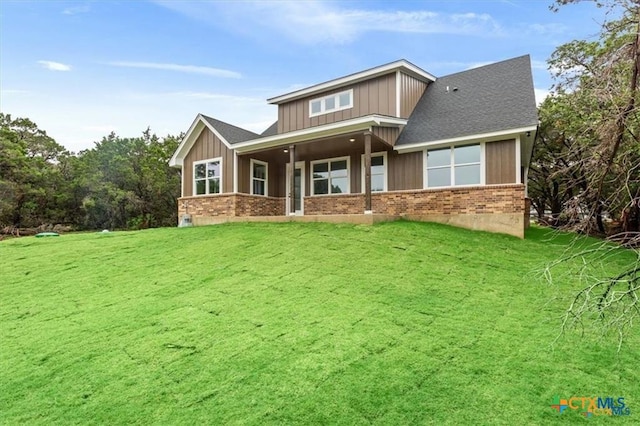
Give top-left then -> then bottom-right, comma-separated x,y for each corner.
170,55 -> 538,237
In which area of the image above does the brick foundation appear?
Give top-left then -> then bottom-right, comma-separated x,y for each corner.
304,194 -> 365,215
372,185 -> 524,216
178,193 -> 285,223
176,185 -> 526,237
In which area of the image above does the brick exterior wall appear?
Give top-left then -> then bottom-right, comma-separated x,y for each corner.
178,185 -> 524,220
176,185 -> 524,238
235,194 -> 285,217
302,185 -> 523,216
372,184 -> 524,216
178,194 -> 284,221
304,194 -> 365,215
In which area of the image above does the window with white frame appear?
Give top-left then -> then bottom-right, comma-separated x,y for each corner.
426,144 -> 481,188
361,152 -> 387,192
309,89 -> 353,117
194,158 -> 222,195
311,157 -> 350,195
251,159 -> 268,196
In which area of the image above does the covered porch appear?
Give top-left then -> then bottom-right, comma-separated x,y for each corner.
233,128 -> 392,217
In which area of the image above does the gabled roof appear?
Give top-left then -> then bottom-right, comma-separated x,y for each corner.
396,55 -> 538,147
261,121 -> 278,137
200,114 -> 260,144
169,114 -> 260,167
268,59 -> 436,105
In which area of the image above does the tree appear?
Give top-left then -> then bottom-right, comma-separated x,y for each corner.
0,113 -> 69,228
78,130 -> 181,229
540,0 -> 640,349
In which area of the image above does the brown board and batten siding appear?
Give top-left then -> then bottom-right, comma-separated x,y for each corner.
399,72 -> 428,118
388,151 -> 423,190
372,126 -> 399,146
277,73 -> 397,133
485,139 -> 516,184
183,128 -> 234,196
237,154 -> 283,197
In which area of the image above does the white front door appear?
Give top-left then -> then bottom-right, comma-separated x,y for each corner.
286,161 -> 305,215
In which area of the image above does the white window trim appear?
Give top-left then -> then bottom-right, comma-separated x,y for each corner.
250,159 -> 268,196
423,144 -> 484,189
193,157 -> 223,196
360,152 -> 388,193
310,156 -> 351,196
309,89 -> 354,118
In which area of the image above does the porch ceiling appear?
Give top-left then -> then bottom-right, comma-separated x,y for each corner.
238,131 -> 389,162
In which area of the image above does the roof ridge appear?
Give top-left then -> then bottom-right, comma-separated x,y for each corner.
437,54 -> 531,80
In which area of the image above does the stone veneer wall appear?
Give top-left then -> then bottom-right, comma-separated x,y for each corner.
302,185 -> 524,216
177,185 -> 525,237
372,185 -> 524,216
178,194 -> 285,222
304,194 -> 365,215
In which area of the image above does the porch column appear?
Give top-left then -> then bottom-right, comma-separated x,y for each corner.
364,131 -> 372,214
289,144 -> 296,215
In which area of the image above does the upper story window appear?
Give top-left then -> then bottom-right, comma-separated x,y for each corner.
309,89 -> 353,117
426,144 -> 481,188
194,157 -> 222,195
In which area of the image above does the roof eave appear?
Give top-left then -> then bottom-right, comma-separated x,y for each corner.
233,115 -> 408,153
267,60 -> 436,105
169,114 -> 233,168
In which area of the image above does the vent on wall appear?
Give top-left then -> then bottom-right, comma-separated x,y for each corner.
179,214 -> 193,227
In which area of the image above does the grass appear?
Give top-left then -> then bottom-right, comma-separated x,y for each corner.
0,221 -> 638,424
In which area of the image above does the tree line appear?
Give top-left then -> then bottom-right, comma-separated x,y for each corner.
532,0 -> 640,349
0,113 -> 181,233
529,0 -> 640,238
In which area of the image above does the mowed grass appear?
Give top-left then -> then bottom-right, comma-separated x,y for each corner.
1,221 -> 638,425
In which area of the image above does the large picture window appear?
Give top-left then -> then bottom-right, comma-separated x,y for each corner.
309,89 -> 353,117
194,158 -> 222,195
311,157 -> 350,195
251,159 -> 268,196
361,152 -> 387,192
426,145 -> 481,188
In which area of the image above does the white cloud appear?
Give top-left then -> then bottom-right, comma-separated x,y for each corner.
528,23 -> 567,35
38,60 -> 72,71
530,60 -> 548,70
534,88 -> 550,105
0,89 -> 31,95
106,61 -> 242,78
152,1 -> 502,45
63,3 -> 90,15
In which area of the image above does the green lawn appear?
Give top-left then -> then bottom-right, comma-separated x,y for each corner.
1,221 -> 637,424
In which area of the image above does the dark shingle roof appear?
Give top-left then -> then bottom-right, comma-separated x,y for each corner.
396,55 -> 538,145
261,121 -> 278,137
201,114 -> 261,145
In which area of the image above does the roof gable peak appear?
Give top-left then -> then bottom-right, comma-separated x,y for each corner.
267,59 -> 436,105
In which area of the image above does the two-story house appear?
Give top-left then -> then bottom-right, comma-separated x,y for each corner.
169,55 -> 538,237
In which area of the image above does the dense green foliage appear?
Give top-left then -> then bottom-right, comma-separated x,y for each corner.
0,113 -> 181,230
531,1 -> 640,234
1,222 -> 637,424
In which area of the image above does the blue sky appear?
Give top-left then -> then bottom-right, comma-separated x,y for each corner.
0,0 -> 606,153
